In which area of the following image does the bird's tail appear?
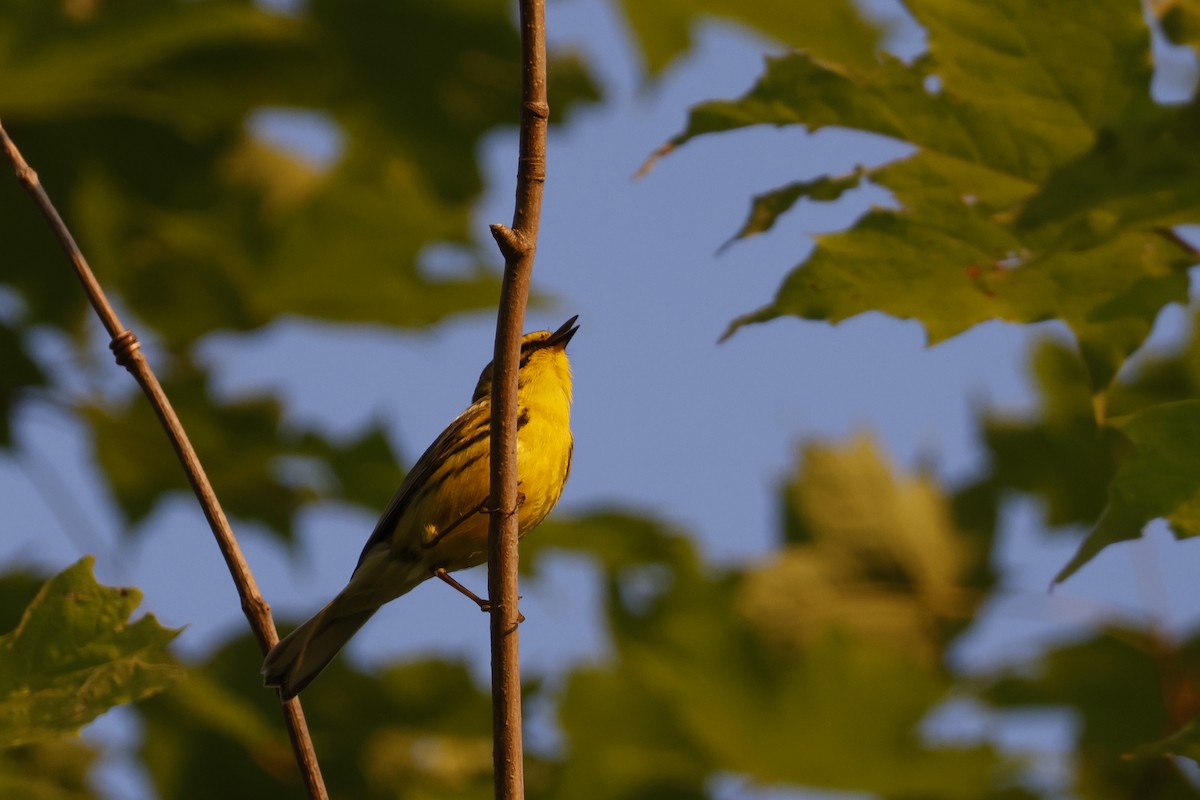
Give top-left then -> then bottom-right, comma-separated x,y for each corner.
262,597 -> 377,699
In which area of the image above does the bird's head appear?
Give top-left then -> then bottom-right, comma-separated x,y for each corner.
472,315 -> 578,403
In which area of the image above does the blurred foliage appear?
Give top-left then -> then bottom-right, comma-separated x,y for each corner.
76,438 -> 1195,798
0,0 -> 599,541
0,737 -> 98,800
550,446 -> 1006,799
1160,0 -> 1200,49
0,321 -> 45,448
5,442 -> 1200,797
136,634 -> 503,800
982,627 -> 1200,798
81,365 -> 403,540
123,451 -> 1022,799
768,435 -> 988,659
2,1 -> 1200,799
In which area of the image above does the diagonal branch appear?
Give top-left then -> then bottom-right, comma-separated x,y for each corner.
0,119 -> 329,800
486,1 -> 549,797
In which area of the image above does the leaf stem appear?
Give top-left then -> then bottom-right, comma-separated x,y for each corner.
0,119 -> 329,800
1156,227 -> 1200,260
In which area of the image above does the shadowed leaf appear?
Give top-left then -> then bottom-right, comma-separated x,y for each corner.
0,323 -> 44,447
0,738 -> 99,800
1130,715 -> 1200,764
618,0 -> 882,76
982,628 -> 1200,795
981,340 -> 1119,530
1159,0 -> 1200,48
1056,400 -> 1200,583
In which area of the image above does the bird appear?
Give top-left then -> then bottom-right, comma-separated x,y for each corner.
262,316 -> 578,699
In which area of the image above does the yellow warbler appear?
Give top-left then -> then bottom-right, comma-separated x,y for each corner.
263,317 -> 578,698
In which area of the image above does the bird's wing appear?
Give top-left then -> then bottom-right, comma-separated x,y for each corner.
353,399 -> 488,571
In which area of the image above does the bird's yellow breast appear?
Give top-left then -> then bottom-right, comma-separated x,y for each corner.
404,347 -> 573,572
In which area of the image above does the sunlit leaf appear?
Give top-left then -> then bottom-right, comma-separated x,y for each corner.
758,435 -> 977,660
766,434 -> 1006,698
0,557 -> 182,747
661,0 -> 1197,395
675,634 -> 1001,795
718,156 -> 1189,393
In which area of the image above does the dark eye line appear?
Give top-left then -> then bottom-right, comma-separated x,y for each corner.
518,338 -> 551,368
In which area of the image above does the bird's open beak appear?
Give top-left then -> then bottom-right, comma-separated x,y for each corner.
547,315 -> 579,348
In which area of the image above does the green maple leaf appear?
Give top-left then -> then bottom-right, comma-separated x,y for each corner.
0,558 -> 182,747
660,0 -> 1197,397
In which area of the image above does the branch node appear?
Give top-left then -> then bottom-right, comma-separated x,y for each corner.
518,154 -> 546,184
484,496 -> 522,518
0,121 -> 34,187
243,594 -> 273,626
14,161 -> 37,189
523,100 -> 549,120
490,223 -> 525,261
109,329 -> 142,372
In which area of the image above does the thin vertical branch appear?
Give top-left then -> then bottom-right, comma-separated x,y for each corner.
486,1 -> 548,797
0,120 -> 329,800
